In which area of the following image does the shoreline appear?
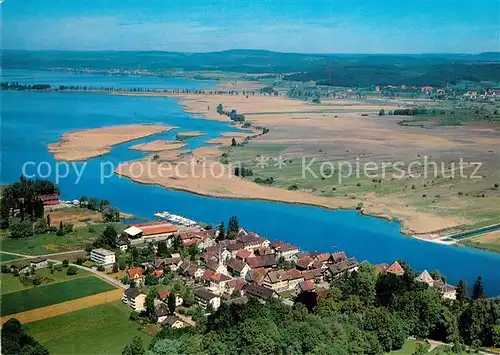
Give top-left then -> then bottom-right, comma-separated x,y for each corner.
48,124 -> 175,161
39,86 -> 496,250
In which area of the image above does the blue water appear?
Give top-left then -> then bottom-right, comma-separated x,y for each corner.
1,72 -> 499,296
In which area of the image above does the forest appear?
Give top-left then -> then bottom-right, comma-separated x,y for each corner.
3,50 -> 499,88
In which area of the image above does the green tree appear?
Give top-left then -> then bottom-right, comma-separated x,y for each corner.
157,241 -> 169,256
217,221 -> 225,240
149,339 -> 181,355
146,289 -> 157,322
46,214 -> 51,228
167,292 -> 176,314
102,206 -> 120,222
122,336 -> 145,355
66,265 -> 78,275
9,221 -> 34,238
471,276 -> 485,300
98,225 -> 118,248
0,199 -> 10,229
456,280 -> 468,302
227,216 -> 239,238
379,109 -> 385,116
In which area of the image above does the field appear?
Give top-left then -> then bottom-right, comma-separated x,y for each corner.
46,206 -> 104,227
24,301 -> 153,355
460,230 -> 500,254
1,267 -> 92,294
0,252 -> 24,263
0,276 -> 116,315
0,222 -> 127,255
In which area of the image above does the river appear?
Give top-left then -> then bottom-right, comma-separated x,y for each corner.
1,70 -> 499,295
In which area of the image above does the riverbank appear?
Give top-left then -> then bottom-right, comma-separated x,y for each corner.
48,124 -> 175,161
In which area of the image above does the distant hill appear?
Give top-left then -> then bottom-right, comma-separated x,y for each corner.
2,49 -> 499,87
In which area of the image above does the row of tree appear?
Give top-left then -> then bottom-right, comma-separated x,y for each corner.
216,104 -> 246,122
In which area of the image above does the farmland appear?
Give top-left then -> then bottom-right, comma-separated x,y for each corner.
24,301 -> 153,355
1,267 -> 92,294
0,222 -> 127,255
0,276 -> 116,315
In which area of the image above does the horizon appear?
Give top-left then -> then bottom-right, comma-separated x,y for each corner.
2,0 -> 499,53
3,48 -> 499,56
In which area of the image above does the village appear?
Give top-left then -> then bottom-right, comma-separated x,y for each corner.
3,190 -> 460,332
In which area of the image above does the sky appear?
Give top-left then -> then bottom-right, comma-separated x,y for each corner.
2,0 -> 500,53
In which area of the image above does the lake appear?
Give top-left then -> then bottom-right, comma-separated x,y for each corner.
2,70 -> 499,295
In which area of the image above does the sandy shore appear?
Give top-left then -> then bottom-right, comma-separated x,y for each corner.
48,124 -> 174,161
130,140 -> 186,152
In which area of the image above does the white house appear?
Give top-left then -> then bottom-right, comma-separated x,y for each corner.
122,288 -> 146,312
90,248 -> 116,265
194,288 -> 221,311
30,257 -> 48,269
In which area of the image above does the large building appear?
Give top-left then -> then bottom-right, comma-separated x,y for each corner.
90,248 -> 116,265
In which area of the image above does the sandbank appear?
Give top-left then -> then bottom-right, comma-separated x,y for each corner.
48,124 -> 174,161
130,140 -> 186,152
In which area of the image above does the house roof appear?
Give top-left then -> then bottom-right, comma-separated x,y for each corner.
277,243 -> 299,253
128,267 -> 143,279
141,225 -> 179,236
328,257 -> 358,276
152,269 -> 164,278
227,278 -> 245,291
245,283 -> 275,300
246,268 -> 268,284
330,252 -> 348,264
298,280 -> 315,292
387,261 -> 405,275
194,288 -> 219,301
301,268 -> 324,280
123,226 -> 143,237
161,316 -> 181,326
227,258 -> 248,273
247,255 -> 277,269
124,287 -> 141,299
157,290 -> 170,300
31,257 -> 48,263
375,263 -> 389,274
156,304 -> 169,317
39,193 -> 60,201
92,248 -> 115,256
236,249 -> 252,259
286,268 -> 303,280
296,256 -> 314,269
416,270 -> 434,285
313,253 -> 330,263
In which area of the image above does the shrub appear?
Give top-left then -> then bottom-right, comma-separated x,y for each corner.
9,221 -> 34,239
66,265 -> 78,275
112,263 -> 119,273
32,277 -> 42,286
129,312 -> 139,321
62,259 -> 69,268
288,184 -> 298,191
97,265 -> 105,272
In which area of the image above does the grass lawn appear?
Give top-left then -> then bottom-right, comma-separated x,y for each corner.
25,301 -> 153,355
1,267 -> 92,294
387,339 -> 425,354
0,222 -> 126,255
0,276 -> 116,315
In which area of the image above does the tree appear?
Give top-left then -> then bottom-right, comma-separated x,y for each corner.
216,103 -> 224,115
56,221 -> 64,236
0,199 -> 10,229
46,214 -> 51,228
62,259 -> 69,267
456,280 -> 468,302
231,137 -> 237,146
167,292 -> 176,314
98,225 -> 118,248
157,241 -> 169,257
112,263 -> 119,273
379,109 -> 385,116
33,218 -> 48,234
227,216 -> 239,238
122,336 -> 145,355
102,206 -> 120,222
66,265 -> 78,275
9,221 -> 33,239
217,221 -> 225,240
471,276 -> 485,300
145,274 -> 159,286
148,339 -> 181,355
146,289 -> 157,322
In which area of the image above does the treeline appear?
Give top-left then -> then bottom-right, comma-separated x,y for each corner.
1,318 -> 49,355
0,177 -> 59,229
284,63 -> 500,88
78,196 -> 120,223
216,103 -> 245,122
129,263 -> 499,354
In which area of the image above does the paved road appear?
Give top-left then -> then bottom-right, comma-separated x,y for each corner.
0,250 -> 85,258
